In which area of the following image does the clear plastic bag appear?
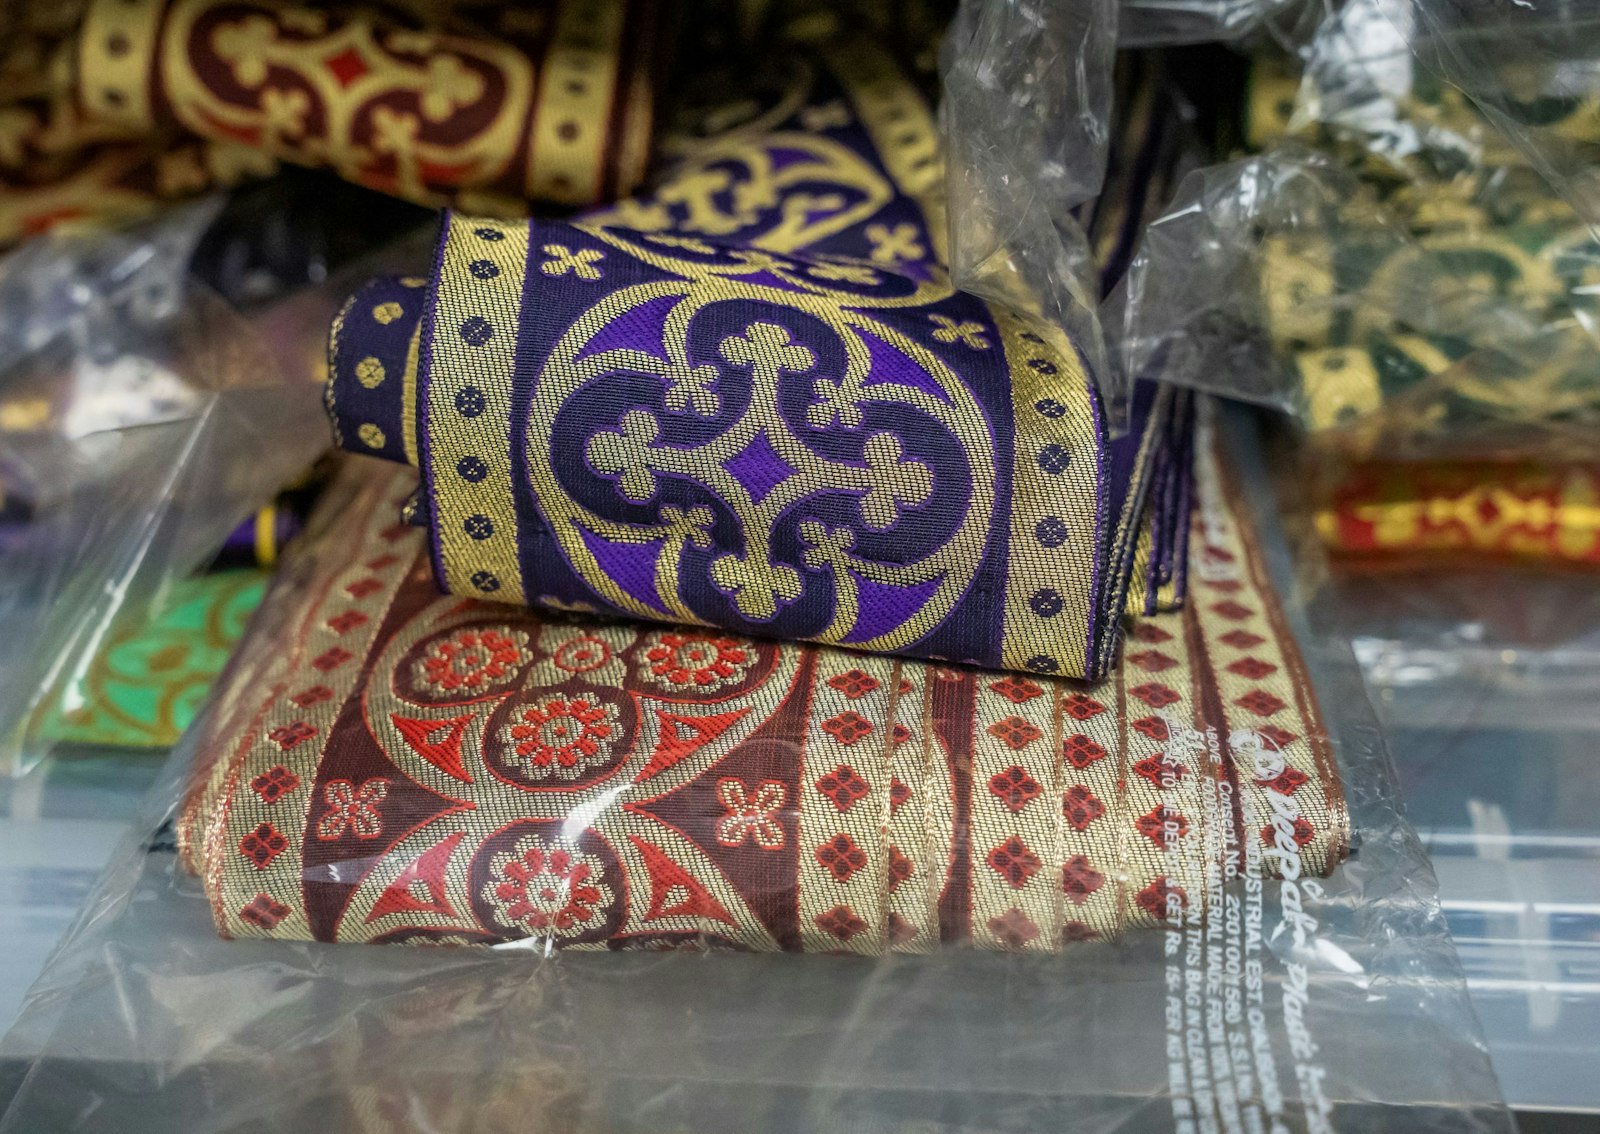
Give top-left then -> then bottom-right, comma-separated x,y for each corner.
1118,0 -> 1330,49
940,0 -> 1122,424
0,195 -> 433,775
0,405 -> 1513,1133
1109,0 -> 1600,458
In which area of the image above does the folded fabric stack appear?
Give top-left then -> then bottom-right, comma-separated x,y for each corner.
1246,37 -> 1600,572
178,436 -> 1346,952
326,41 -> 1192,681
176,39 -> 1348,953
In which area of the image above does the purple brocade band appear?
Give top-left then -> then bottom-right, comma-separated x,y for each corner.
327,44 -> 1191,679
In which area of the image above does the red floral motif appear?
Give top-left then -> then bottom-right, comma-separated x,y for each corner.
267,720 -> 317,750
364,554 -> 399,571
1062,784 -> 1106,831
1062,733 -> 1107,769
988,765 -> 1044,812
1130,683 -> 1180,708
1135,876 -> 1187,919
1207,579 -> 1243,594
986,836 -> 1042,888
316,778 -> 389,840
311,647 -> 354,671
1135,805 -> 1190,850
986,715 -> 1043,750
1210,600 -> 1254,621
1126,650 -> 1177,672
1236,690 -> 1287,717
642,632 -> 752,690
240,893 -> 290,929
890,723 -> 911,747
898,677 -> 914,695
826,668 -> 880,699
239,822 -> 288,869
715,779 -> 787,849
326,610 -> 369,634
888,776 -> 911,814
1060,855 -> 1105,905
887,845 -> 914,890
1061,693 -> 1106,720
289,685 -> 334,708
816,833 -> 868,881
414,627 -> 532,695
1257,767 -> 1309,795
1132,754 -> 1186,789
990,675 -> 1044,703
1132,716 -> 1170,740
552,635 -> 611,674
822,710 -> 873,746
888,912 -> 919,944
1256,724 -> 1298,749
1061,921 -> 1099,943
816,765 -> 870,811
987,908 -> 1040,949
502,696 -> 618,778
815,904 -> 868,942
484,835 -> 612,938
1130,622 -> 1173,643
1263,816 -> 1316,848
1219,629 -> 1265,649
1227,656 -> 1278,679
250,765 -> 300,804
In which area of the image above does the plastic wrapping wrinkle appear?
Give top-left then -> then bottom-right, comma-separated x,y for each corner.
0,183 -> 434,775
939,0 -> 1121,425
175,416 -> 1346,952
0,407 -> 1513,1133
1110,4 -> 1600,460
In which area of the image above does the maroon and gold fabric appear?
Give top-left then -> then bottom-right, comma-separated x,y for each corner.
1317,461 -> 1600,568
0,0 -> 663,242
73,0 -> 662,210
0,4 -> 271,243
178,426 -> 1346,953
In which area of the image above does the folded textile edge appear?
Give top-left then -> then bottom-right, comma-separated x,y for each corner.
176,409 -> 1347,954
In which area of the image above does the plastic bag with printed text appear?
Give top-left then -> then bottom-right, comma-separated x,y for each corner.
0,174 -> 434,776
0,403 -> 1511,1133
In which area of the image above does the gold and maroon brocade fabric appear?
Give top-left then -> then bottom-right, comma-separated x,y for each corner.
0,3 -> 273,243
1317,460 -> 1600,568
75,0 -> 660,210
0,0 -> 661,242
178,431 -> 1346,954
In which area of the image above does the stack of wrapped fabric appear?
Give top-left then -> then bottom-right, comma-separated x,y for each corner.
1240,3 -> 1600,571
177,34 -> 1349,953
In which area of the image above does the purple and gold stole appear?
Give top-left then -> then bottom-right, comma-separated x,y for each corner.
327,42 -> 1191,679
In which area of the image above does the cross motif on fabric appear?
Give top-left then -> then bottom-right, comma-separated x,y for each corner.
864,222 -> 925,265
929,314 -> 989,349
540,243 -> 605,280
316,778 -> 390,840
